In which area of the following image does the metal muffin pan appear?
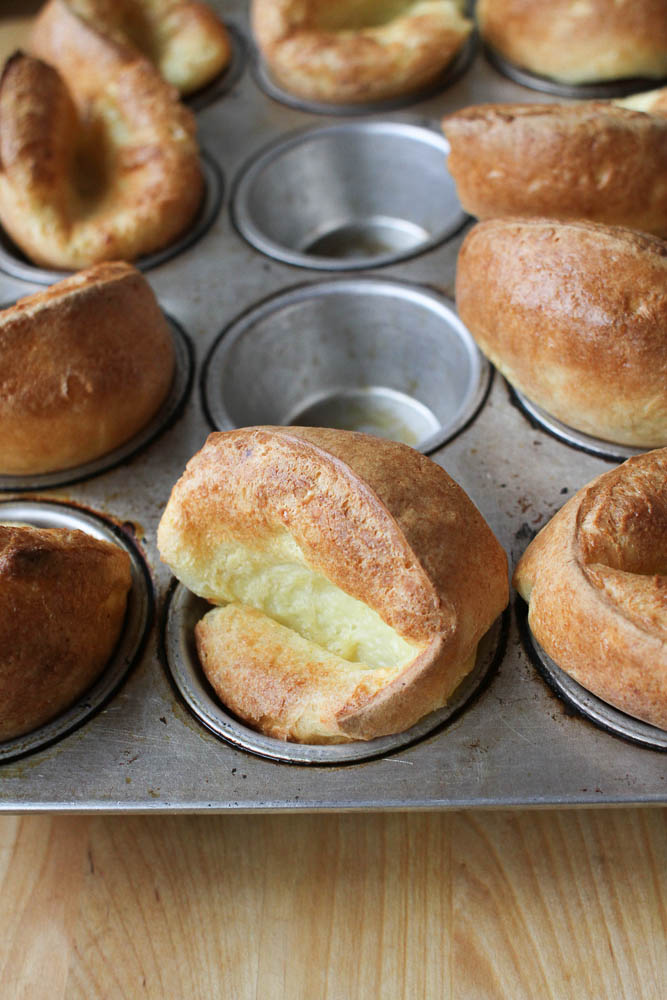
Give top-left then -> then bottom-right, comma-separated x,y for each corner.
0,499 -> 154,764
0,315 -> 194,492
231,122 -> 466,270
0,151 -> 223,286
202,278 -> 490,452
163,583 -> 508,765
0,0 -> 664,812
483,44 -> 667,99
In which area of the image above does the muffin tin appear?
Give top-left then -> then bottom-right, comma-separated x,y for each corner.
0,0 -> 665,813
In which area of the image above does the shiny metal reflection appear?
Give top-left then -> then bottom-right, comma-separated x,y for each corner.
202,278 -> 491,453
231,122 -> 467,270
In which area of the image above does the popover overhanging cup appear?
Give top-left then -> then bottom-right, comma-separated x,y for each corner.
251,0 -> 474,108
0,498 -> 154,762
455,218 -> 667,457
441,102 -> 667,238
0,8 -> 204,272
0,262 -> 194,490
158,427 -> 509,752
477,0 -> 667,97
514,448 -> 667,738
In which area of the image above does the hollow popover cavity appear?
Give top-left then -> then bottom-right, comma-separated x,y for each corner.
0,4 -> 203,270
158,426 -> 508,743
0,261 -> 175,475
514,448 -> 667,731
0,524 -> 132,741
455,218 -> 667,448
251,0 -> 473,104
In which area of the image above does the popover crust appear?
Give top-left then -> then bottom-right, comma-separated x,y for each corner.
0,525 -> 132,741
477,0 -> 667,84
441,102 -> 667,238
514,449 -> 667,731
0,2 -> 203,269
0,261 -> 175,475
455,219 -> 667,447
158,427 -> 508,742
34,0 -> 232,95
251,0 -> 473,104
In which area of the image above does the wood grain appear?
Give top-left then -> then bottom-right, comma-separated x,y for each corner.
0,810 -> 665,999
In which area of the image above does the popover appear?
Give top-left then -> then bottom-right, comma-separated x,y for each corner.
514,448 -> 667,731
32,0 -> 232,95
0,524 -> 132,741
251,0 -> 473,104
158,426 -> 508,743
477,0 -> 667,85
0,261 -> 175,475
455,218 -> 667,448
0,4 -> 203,270
441,101 -> 667,238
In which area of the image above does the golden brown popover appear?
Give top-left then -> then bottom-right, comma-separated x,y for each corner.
441,102 -> 667,238
477,0 -> 667,85
0,524 -> 132,741
0,262 -> 175,475
32,0 -> 231,95
0,3 -> 203,270
158,426 -> 509,744
514,449 -> 667,731
455,218 -> 667,448
251,0 -> 473,104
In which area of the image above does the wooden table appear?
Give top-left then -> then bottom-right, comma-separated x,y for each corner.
1,809 -> 665,998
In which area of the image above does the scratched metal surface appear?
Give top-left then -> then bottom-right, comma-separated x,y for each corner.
0,1 -> 664,812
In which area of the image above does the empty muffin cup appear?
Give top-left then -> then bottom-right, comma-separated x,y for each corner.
231,122 -> 466,270
162,582 -> 507,765
0,151 -> 223,286
0,499 -> 154,763
202,278 -> 491,452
